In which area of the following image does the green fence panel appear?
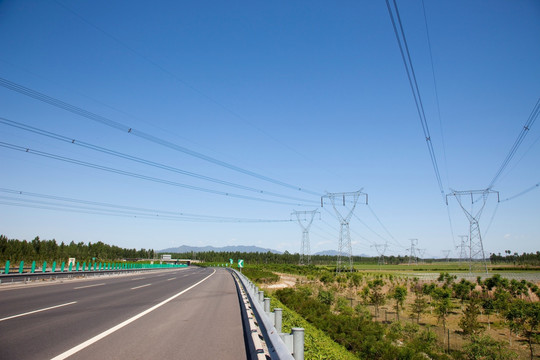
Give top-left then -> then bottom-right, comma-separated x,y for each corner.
82,262 -> 86,271
31,260 -> 36,273
42,261 -> 47,273
4,260 -> 10,274
69,262 -> 73,272
76,262 -> 80,271
93,262 -> 97,271
52,261 -> 56,273
61,262 -> 65,272
18,260 -> 24,274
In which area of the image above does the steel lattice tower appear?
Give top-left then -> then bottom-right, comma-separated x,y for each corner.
321,190 -> 368,272
292,209 -> 319,265
407,238 -> 418,265
371,243 -> 388,266
457,235 -> 469,264
442,250 -> 451,262
447,189 -> 499,273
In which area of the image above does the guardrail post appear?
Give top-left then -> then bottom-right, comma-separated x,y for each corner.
31,260 -> 36,273
19,260 -> 24,274
258,290 -> 264,304
4,260 -> 10,274
42,261 -> 47,273
264,297 -> 271,314
292,328 -> 304,360
274,308 -> 282,333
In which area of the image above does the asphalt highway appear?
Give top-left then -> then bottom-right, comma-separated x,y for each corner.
0,267 -> 248,359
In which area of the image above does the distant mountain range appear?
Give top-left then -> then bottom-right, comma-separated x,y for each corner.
314,250 -> 370,257
158,245 -> 369,257
158,245 -> 282,254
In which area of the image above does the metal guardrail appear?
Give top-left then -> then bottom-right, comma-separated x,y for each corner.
231,269 -> 304,360
0,267 -> 184,284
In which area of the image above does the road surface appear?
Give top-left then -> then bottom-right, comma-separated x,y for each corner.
0,267 -> 248,359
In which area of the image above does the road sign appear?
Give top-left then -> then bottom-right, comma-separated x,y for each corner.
238,259 -> 244,268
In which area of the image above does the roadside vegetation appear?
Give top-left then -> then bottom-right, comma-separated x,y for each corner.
240,263 -> 540,360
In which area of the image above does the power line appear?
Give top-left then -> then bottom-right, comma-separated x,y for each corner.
367,204 -> 405,248
421,0 -> 450,187
0,76 -> 321,197
0,117 -> 317,204
501,181 -> 540,202
53,0 -> 326,171
0,192 -> 292,223
0,141 -> 311,207
385,0 -> 445,197
488,97 -> 540,188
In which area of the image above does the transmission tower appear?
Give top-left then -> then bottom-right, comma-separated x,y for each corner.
457,235 -> 469,264
407,238 -> 418,265
447,189 -> 499,273
441,250 -> 451,262
321,190 -> 368,272
417,248 -> 426,263
292,209 -> 319,265
371,243 -> 388,266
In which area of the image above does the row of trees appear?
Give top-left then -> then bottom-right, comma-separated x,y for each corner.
490,251 -> 540,266
174,250 -> 540,266
0,235 -> 155,263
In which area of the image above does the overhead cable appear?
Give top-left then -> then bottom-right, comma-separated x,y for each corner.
501,181 -> 540,202
0,188 -> 292,222
488,97 -> 540,188
367,204 -> 406,249
0,76 -> 321,196
385,0 -> 445,197
0,117 -> 316,204
53,0 -> 319,166
0,199 -> 291,223
0,141 -> 310,207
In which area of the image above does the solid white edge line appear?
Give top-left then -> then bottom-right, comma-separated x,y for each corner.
0,301 -> 77,322
73,283 -> 106,290
130,283 -> 152,290
50,269 -> 216,360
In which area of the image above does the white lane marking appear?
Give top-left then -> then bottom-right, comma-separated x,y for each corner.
74,283 -> 105,290
50,269 -> 216,360
131,284 -> 152,290
131,277 -> 146,280
0,301 -> 77,323
166,277 -> 176,281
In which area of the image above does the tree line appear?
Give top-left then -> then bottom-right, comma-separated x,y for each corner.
0,235 -> 154,263
490,251 -> 540,266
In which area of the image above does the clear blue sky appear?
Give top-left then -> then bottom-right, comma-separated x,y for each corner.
1,0 -> 539,258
